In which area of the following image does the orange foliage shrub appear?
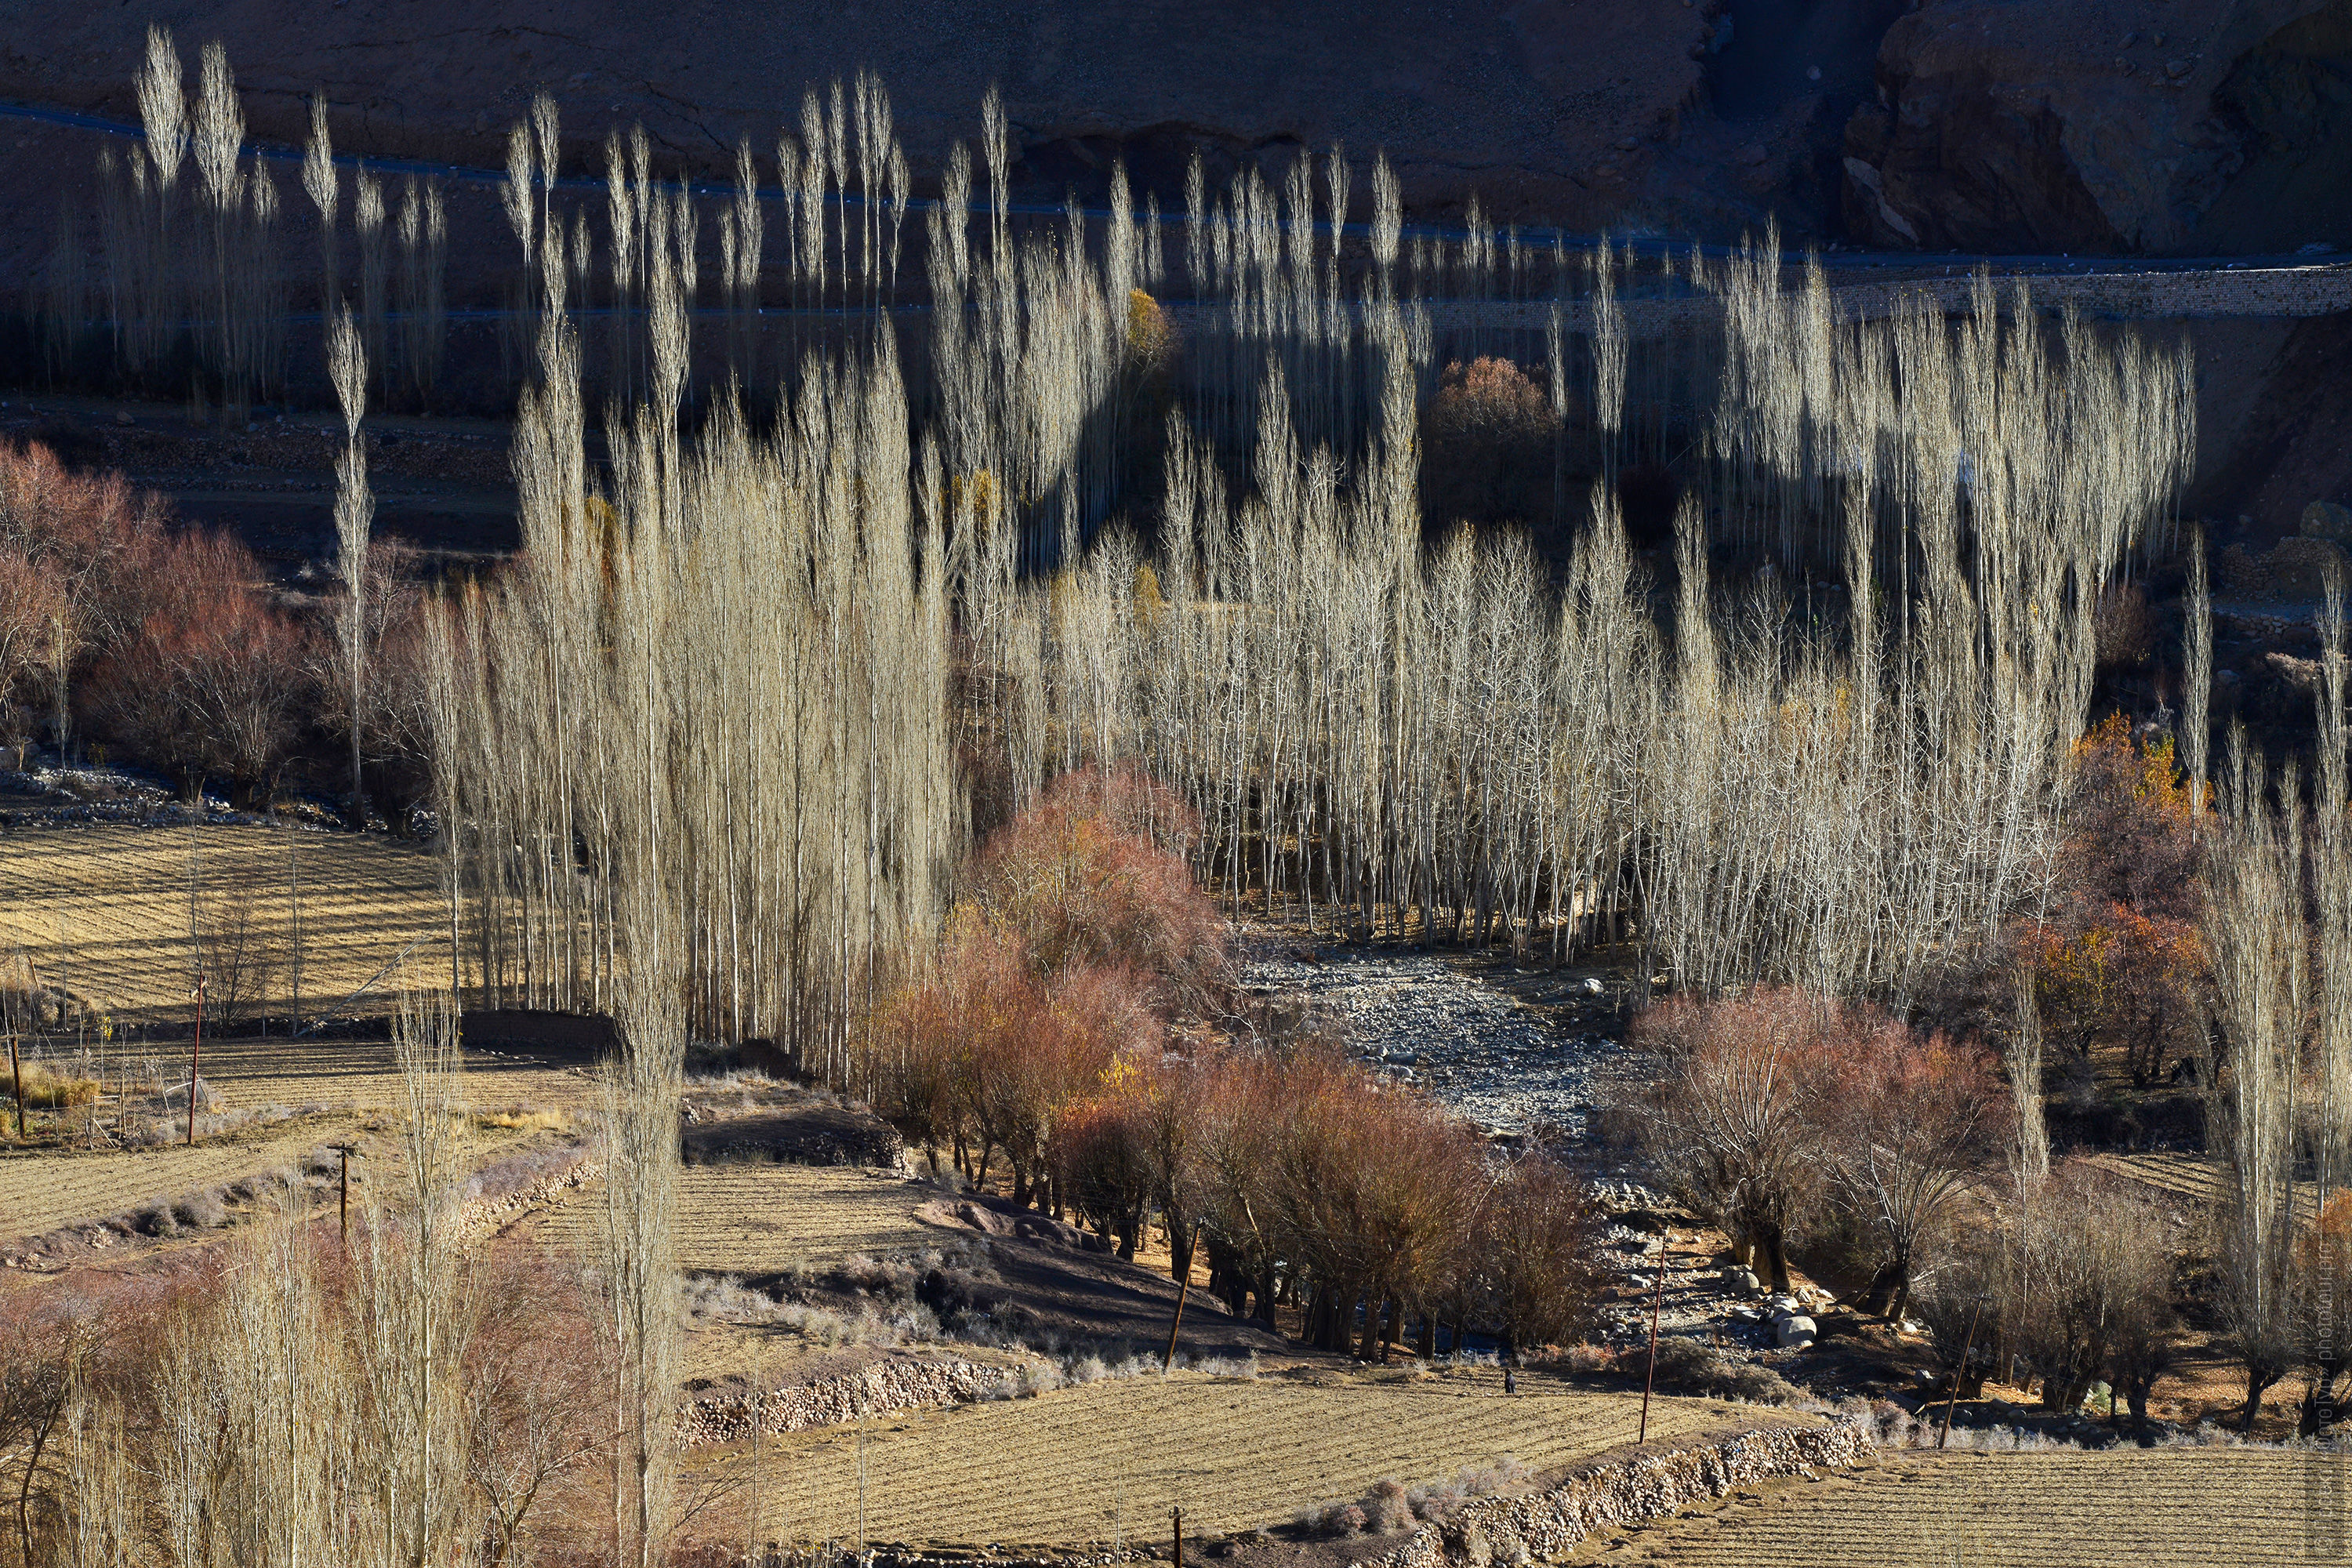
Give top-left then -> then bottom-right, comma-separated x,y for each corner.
2027,713 -> 2208,1087
965,764 -> 1225,1013
2060,713 -> 2201,921
1419,357 -> 1557,532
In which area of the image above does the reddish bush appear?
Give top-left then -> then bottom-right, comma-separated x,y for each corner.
1627,988 -> 1849,1293
0,437 -> 169,754
1268,1061 -> 1484,1359
1421,358 -> 1557,532
85,528 -> 314,803
1632,988 -> 2007,1315
0,547 -> 47,754
965,764 -> 1225,1012
867,914 -> 1151,1208
1467,1155 -> 1610,1360
1821,1021 -> 2009,1321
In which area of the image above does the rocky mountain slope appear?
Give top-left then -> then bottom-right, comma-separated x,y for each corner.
1844,0 -> 2352,255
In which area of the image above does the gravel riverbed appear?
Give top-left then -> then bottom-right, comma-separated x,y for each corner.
1236,935 -> 1633,1137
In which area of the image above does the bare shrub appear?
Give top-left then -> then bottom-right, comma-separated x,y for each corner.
0,438 -> 168,760
84,526 -> 312,804
2294,1190 -> 2352,1436
1621,1336 -> 1802,1406
1302,1456 -> 1534,1538
1465,1155 -> 1609,1360
2092,579 -> 2156,670
1821,1022 -> 2009,1322
1623,989 -> 1845,1292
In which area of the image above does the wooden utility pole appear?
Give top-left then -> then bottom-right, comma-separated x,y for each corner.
1171,1506 -> 1184,1568
187,975 -> 206,1147
1638,1228 -> 1668,1445
1939,1296 -> 1986,1450
1163,1219 -> 1204,1373
285,815 -> 302,1027
336,1145 -> 356,1238
8,1029 -> 22,1140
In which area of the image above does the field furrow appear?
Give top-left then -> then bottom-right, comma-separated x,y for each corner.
0,822 -> 445,1023
529,1163 -> 940,1272
1606,1449 -> 2351,1567
0,1118 -> 346,1240
695,1368 -> 1756,1545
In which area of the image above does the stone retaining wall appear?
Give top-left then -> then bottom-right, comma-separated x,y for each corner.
676,1356 -> 1017,1447
1350,1420 -> 1875,1568
452,1154 -> 599,1245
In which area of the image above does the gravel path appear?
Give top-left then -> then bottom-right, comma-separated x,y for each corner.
1237,937 -> 1628,1136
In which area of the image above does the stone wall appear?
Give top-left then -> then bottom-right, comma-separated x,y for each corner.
1349,1421 -> 1875,1568
675,1356 -> 1017,1447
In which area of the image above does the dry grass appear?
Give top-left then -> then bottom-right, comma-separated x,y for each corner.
5,1061 -> 101,1109
0,822 -> 445,1024
691,1366 -> 1760,1545
528,1163 -> 938,1272
1590,1448 -> 2350,1566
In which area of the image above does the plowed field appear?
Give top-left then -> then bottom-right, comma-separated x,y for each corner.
698,1367 -> 1759,1546
529,1163 -> 940,1272
1580,1447 -> 2350,1567
0,822 -> 445,1023
0,1116 -> 348,1240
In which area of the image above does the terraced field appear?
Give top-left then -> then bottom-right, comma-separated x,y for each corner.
0,822 -> 445,1023
2089,1151 -> 2325,1221
189,1035 -> 595,1114
1581,1447 -> 2351,1567
531,1163 -> 940,1272
698,1367 -> 1758,1546
0,1115 -> 351,1240
0,1109 -> 583,1247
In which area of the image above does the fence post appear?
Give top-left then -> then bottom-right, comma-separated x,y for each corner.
1940,1296 -> 1986,1450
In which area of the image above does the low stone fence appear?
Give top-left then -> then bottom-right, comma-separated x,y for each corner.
676,1355 -> 1016,1447
452,1152 -> 600,1244
1351,1420 -> 1875,1568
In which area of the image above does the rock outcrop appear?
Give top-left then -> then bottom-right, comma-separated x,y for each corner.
1845,0 -> 2352,254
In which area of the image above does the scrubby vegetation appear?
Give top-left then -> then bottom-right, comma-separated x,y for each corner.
8,24 -> 2352,1568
